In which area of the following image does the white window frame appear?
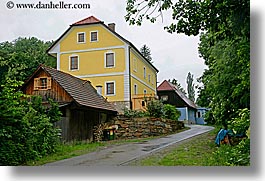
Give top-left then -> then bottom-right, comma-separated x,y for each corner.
90,30 -> 98,42
69,55 -> 79,71
133,58 -> 137,72
144,89 -> 147,95
104,51 -> 115,68
77,32 -> 86,44
105,81 -> 115,96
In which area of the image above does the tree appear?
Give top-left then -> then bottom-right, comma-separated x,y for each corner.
140,44 -> 152,62
168,78 -> 186,95
126,0 -> 250,127
0,79 -> 61,165
0,37 -> 56,85
186,72 -> 195,102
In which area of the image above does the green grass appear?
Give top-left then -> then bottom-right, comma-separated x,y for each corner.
139,128 -> 222,166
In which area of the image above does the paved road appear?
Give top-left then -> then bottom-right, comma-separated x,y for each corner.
45,124 -> 214,166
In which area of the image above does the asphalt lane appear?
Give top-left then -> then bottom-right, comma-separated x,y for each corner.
44,124 -> 214,166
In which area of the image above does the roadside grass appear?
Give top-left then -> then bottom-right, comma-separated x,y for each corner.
26,126 -> 190,166
138,127 -> 223,166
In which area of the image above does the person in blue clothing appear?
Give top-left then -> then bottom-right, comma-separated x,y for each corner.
215,126 -> 231,146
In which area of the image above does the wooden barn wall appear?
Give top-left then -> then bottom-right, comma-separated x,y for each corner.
158,91 -> 187,107
23,70 -> 72,103
55,107 -> 102,142
69,109 -> 100,141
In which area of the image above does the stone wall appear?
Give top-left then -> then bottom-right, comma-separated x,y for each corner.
113,117 -> 185,139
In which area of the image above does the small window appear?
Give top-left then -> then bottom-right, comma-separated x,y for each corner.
90,31 -> 98,42
161,95 -> 168,102
148,74 -> 151,82
77,32 -> 85,43
105,52 -> 114,67
70,56 -> 78,70
106,82 -> 115,95
34,77 -> 51,90
144,89 -> 147,95
133,58 -> 137,72
197,112 -> 201,118
143,67 -> 146,79
134,84 -> 137,95
142,101 -> 146,107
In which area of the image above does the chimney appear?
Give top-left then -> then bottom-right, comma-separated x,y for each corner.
108,23 -> 115,32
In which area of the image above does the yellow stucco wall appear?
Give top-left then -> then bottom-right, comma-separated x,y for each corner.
130,50 -> 156,94
83,76 -> 124,102
60,25 -> 124,52
55,22 -> 158,110
60,48 -> 126,76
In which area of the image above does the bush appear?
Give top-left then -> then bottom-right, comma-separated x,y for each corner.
146,100 -> 164,118
0,80 -> 60,165
123,108 -> 147,118
210,108 -> 250,166
163,104 -> 180,120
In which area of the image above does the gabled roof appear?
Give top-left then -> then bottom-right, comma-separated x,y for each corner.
23,65 -> 117,113
47,15 -> 158,73
157,80 -> 197,109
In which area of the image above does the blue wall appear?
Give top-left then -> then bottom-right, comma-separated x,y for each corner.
177,107 -> 196,123
177,107 -> 209,125
195,108 -> 209,125
177,108 -> 186,121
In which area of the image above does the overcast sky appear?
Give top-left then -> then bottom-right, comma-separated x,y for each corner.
0,0 -> 208,94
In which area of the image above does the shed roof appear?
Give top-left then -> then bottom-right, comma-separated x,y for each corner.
157,80 -> 197,109
23,65 -> 117,113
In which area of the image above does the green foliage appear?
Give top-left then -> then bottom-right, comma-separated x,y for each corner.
186,72 -> 195,102
211,108 -> 250,166
146,100 -> 164,118
212,138 -> 250,166
0,80 -> 60,165
140,44 -> 152,62
229,108 -> 250,135
163,104 -> 180,120
0,37 -> 56,85
47,98 -> 63,123
123,108 -> 147,118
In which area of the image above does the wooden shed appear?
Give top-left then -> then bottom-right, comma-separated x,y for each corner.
21,65 -> 117,142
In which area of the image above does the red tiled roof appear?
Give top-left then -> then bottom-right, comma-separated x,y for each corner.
157,80 -> 197,109
157,80 -> 175,91
72,16 -> 102,25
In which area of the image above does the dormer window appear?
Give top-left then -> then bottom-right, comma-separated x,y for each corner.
34,77 -> 51,90
77,32 -> 85,43
90,31 -> 98,42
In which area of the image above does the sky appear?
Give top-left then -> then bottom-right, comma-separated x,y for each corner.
0,0 -> 208,94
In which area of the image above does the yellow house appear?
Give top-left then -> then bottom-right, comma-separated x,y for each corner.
47,16 -> 159,113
